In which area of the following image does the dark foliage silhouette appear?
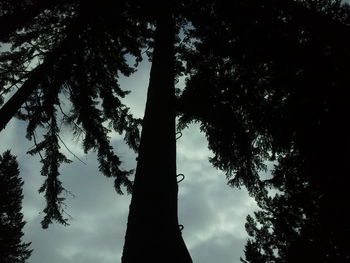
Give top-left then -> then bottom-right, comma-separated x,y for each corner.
0,150 -> 32,263
1,0 -> 147,228
178,0 -> 350,261
206,1 -> 350,262
242,151 -> 350,262
1,0 -> 350,262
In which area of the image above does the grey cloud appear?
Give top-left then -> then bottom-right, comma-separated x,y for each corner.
0,60 -> 258,263
177,126 -> 257,263
17,121 -> 256,263
21,151 -> 131,263
191,233 -> 246,263
119,58 -> 151,119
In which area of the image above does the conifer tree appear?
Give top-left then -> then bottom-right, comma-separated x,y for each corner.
242,151 -> 350,263
200,1 -> 350,262
1,0 -> 148,228
1,0 -> 350,262
180,0 -> 350,261
0,150 -> 32,263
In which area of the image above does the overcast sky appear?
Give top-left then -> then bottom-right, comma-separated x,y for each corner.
0,55 -> 261,263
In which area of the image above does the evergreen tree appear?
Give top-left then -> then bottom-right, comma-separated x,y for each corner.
1,0 -> 350,262
1,1 -> 192,261
242,151 -> 350,263
0,0 -> 148,228
200,1 -> 350,262
0,150 -> 32,263
179,0 -> 350,261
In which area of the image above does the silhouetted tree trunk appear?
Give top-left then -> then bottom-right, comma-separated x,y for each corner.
121,10 -> 192,263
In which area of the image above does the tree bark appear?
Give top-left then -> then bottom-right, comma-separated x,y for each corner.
121,11 -> 192,263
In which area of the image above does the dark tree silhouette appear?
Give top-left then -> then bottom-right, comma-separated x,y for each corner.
0,150 -> 32,263
1,1 -> 191,261
242,151 -> 350,263
122,7 -> 192,262
179,0 -> 350,262
1,0 -> 350,262
1,0 -> 147,229
202,1 -> 350,262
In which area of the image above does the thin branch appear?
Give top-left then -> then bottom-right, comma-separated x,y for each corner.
0,48 -> 44,83
62,188 -> 76,198
0,75 -> 28,96
56,134 -> 87,165
32,131 -> 44,162
58,103 -> 85,135
24,99 -> 45,162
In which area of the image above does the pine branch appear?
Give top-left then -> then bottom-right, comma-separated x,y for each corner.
0,18 -> 84,133
58,103 -> 85,136
0,0 -> 64,41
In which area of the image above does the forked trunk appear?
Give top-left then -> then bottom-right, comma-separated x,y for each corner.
121,11 -> 192,263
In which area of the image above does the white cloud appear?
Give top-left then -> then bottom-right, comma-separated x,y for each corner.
176,125 -> 257,262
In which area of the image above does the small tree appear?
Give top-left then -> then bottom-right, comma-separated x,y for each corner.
0,150 -> 32,263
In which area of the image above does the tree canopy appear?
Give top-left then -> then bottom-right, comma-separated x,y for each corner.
1,0 -> 149,227
178,0 -> 350,261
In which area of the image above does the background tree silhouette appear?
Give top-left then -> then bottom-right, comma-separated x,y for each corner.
205,1 -> 350,262
242,151 -> 350,263
0,150 -> 32,263
1,0 -> 350,262
179,0 -> 350,261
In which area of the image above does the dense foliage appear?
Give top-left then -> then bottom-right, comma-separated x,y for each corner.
0,0 -> 149,227
176,0 -> 350,261
0,150 -> 32,263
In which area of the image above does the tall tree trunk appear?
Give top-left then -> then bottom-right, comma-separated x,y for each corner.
121,11 -> 192,263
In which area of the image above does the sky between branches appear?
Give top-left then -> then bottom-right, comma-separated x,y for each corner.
0,53 -> 264,263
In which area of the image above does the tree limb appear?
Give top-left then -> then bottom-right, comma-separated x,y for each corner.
0,20 -> 82,133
